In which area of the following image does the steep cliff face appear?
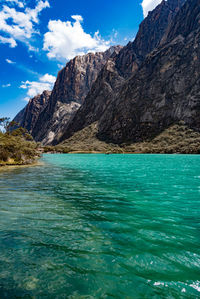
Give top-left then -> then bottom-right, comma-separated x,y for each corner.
14,0 -> 188,146
59,0 -> 186,143
57,58 -> 125,144
13,90 -> 51,133
14,47 -> 121,144
30,46 -> 122,144
97,0 -> 200,143
51,47 -> 121,106
115,0 -> 186,78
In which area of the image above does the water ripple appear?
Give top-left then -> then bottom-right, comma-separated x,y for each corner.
0,154 -> 200,298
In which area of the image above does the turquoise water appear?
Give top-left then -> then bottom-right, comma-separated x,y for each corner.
0,154 -> 200,298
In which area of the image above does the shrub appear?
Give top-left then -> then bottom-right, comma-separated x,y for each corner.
0,119 -> 38,165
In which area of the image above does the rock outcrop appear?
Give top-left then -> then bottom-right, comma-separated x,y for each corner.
14,90 -> 51,134
15,0 -> 195,149
32,46 -> 122,144
97,0 -> 200,143
59,0 -> 186,143
14,46 -> 121,144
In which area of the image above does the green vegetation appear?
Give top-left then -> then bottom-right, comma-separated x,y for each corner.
0,118 -> 39,166
123,122 -> 200,154
54,123 -> 123,154
1,118 -> 198,163
55,122 -> 200,154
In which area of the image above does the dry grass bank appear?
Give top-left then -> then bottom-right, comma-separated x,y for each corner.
43,122 -> 200,154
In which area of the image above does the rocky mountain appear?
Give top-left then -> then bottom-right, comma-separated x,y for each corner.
97,0 -> 200,143
14,46 -> 122,145
59,0 -> 186,143
14,90 -> 51,134
14,0 -> 193,149
115,0 -> 186,78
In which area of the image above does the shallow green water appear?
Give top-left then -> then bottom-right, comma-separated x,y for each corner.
0,154 -> 200,298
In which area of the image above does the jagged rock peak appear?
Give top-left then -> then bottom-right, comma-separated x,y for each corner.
115,0 -> 186,78
14,46 -> 122,145
50,45 -> 123,106
58,0 -> 186,144
14,90 -> 51,134
30,46 -> 122,144
97,0 -> 200,144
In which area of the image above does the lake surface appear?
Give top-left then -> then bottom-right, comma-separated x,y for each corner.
0,154 -> 200,298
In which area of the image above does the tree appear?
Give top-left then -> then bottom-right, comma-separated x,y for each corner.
0,117 -> 32,140
0,117 -> 37,165
0,117 -> 10,133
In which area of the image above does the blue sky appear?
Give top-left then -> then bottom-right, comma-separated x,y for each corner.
0,0 -> 161,119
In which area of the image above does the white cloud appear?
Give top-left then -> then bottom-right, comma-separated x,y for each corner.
0,35 -> 16,47
57,63 -> 64,69
40,73 -> 56,84
20,73 -> 56,100
141,0 -> 162,18
43,15 -> 111,61
0,1 -> 49,48
5,0 -> 24,8
25,1 -> 50,24
6,58 -> 15,64
2,83 -> 11,87
28,44 -> 39,52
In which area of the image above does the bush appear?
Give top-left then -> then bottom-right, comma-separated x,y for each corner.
0,121 -> 38,165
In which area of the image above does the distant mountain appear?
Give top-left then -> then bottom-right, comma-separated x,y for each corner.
14,46 -> 122,145
14,90 -> 51,134
59,0 -> 186,143
14,0 -> 195,151
97,0 -> 200,143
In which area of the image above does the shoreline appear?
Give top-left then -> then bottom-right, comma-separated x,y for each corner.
0,159 -> 43,171
1,151 -> 199,172
44,150 -> 199,155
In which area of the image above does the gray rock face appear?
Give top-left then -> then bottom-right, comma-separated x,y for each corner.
59,0 -> 186,143
14,46 -> 121,144
14,0 -> 189,146
97,0 -> 200,143
31,46 -> 122,144
13,90 -> 51,133
57,57 -> 125,144
115,0 -> 186,78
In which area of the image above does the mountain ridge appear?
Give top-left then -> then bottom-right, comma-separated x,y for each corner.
59,0 -> 186,143
97,0 -> 200,143
14,46 -> 122,145
13,0 -> 199,153
14,90 -> 51,134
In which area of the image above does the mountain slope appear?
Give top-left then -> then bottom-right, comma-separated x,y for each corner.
59,0 -> 186,143
13,90 -> 51,134
31,46 -> 122,144
14,46 -> 122,145
97,0 -> 200,143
